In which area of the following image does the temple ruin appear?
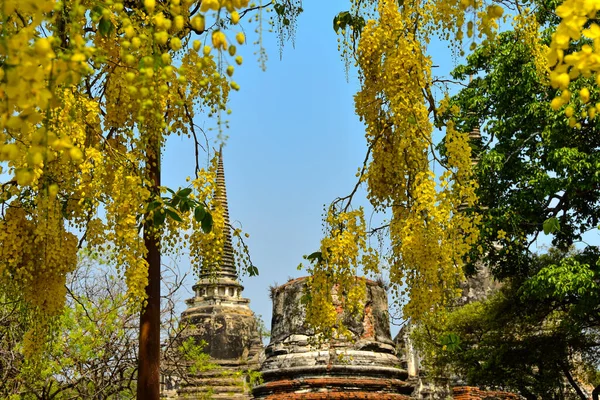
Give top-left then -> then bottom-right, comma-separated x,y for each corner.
162,147 -> 516,400
253,277 -> 414,399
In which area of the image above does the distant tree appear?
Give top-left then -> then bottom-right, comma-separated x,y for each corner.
410,0 -> 600,396
414,248 -> 600,400
0,253 -> 138,399
0,251 -> 214,399
446,0 -> 600,281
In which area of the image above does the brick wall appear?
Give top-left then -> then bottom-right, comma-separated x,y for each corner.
262,393 -> 411,400
453,386 -> 521,400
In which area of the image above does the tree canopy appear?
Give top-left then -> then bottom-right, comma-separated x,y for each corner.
0,0 -> 268,397
448,4 -> 600,280
412,0 -> 600,395
414,248 -> 600,399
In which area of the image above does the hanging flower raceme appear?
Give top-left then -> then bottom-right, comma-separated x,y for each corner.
0,0 -> 260,360
312,0 -> 481,324
303,208 -> 379,338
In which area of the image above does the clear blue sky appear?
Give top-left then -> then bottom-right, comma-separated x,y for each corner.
162,2 -> 459,334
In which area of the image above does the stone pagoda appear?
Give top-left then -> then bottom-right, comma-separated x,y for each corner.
253,277 -> 414,399
168,150 -> 263,400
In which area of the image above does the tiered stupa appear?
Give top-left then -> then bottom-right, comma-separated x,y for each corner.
253,277 -> 414,399
171,151 -> 263,399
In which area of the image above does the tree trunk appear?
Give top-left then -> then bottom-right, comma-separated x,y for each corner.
137,143 -> 161,400
562,364 -> 587,400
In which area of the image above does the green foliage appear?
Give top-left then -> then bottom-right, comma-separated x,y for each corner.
254,314 -> 271,343
414,248 -> 600,399
306,251 -> 323,263
446,7 -> 600,279
0,285 -> 31,397
244,369 -> 264,387
177,337 -> 218,375
1,250 -> 219,399
246,264 -> 259,276
543,216 -> 561,235
333,11 -> 365,38
525,255 -> 597,301
432,1 -> 600,394
272,0 -> 303,57
0,254 -> 138,399
148,187 -> 213,231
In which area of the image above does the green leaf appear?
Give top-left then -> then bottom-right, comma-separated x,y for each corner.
333,11 -> 350,33
333,16 -> 340,33
98,17 -> 114,37
153,210 -> 166,227
147,200 -> 160,211
306,251 -> 322,262
179,199 -> 191,213
248,265 -> 259,276
165,207 -> 183,223
177,188 -> 192,198
201,212 -> 213,233
194,206 -> 206,223
273,3 -> 284,16
543,217 -> 560,235
441,333 -> 462,351
352,15 -> 366,34
90,5 -> 103,19
0,193 -> 12,204
170,196 -> 180,207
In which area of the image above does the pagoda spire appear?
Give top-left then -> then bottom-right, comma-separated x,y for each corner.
457,122 -> 482,213
200,147 -> 238,280
175,149 -> 263,400
469,124 -> 482,166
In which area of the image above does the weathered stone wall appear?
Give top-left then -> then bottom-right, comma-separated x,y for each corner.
180,278 -> 262,362
455,265 -> 502,307
174,363 -> 257,400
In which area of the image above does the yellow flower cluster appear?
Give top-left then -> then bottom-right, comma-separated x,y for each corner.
106,172 -> 152,303
391,119 -> 480,319
319,1 -> 481,322
0,0 -> 258,357
303,272 -> 347,342
0,196 -> 78,357
549,0 -> 600,96
337,0 -> 504,67
303,209 -> 377,338
514,12 -> 548,83
547,0 -> 600,121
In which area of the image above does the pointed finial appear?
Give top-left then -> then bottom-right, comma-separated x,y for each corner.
204,147 -> 238,279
